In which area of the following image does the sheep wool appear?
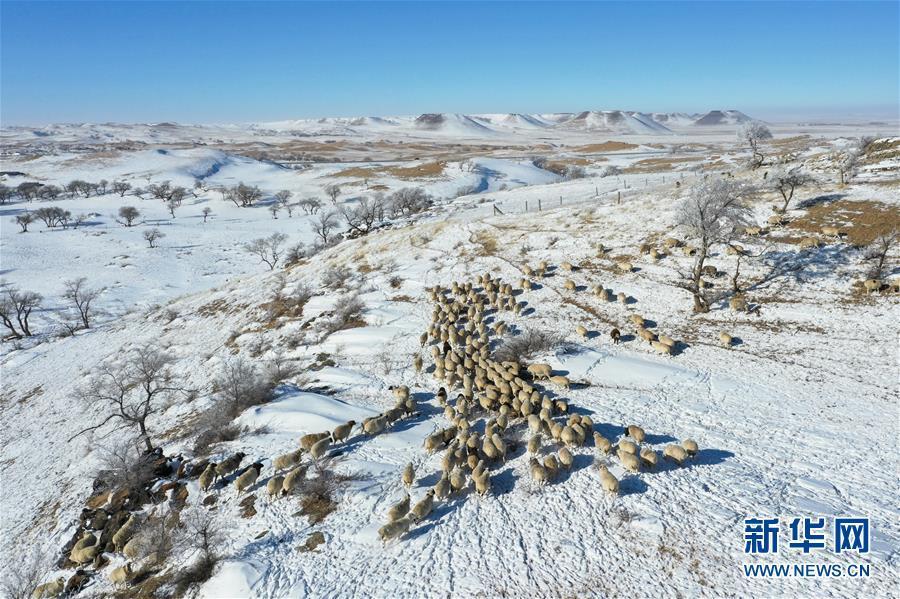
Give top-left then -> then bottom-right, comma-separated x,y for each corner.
387,493 -> 411,522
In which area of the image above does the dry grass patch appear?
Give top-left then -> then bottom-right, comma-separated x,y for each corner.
330,160 -> 446,181
624,156 -> 703,174
573,141 -> 638,153
472,230 -> 499,256
787,199 -> 900,245
863,137 -> 900,164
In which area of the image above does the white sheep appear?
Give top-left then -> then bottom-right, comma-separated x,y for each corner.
863,279 -> 881,294
410,490 -> 435,521
548,375 -> 571,390
664,444 -> 688,465
639,448 -> 659,469
109,563 -> 133,587
402,462 -> 415,487
527,363 -> 552,380
527,434 -> 541,455
378,516 -> 412,542
112,515 -> 137,552
543,454 -> 560,480
449,467 -> 467,493
473,470 -> 491,496
300,432 -> 329,451
529,458 -> 548,485
560,425 -> 577,447
331,420 -> 356,444
433,473 -> 451,499
597,464 -> 619,495
593,432 -> 612,454
651,341 -> 673,355
617,449 -> 641,473
624,425 -> 645,443
618,439 -> 639,455
31,578 -> 65,599
310,437 -> 331,460
682,438 -> 699,456
273,449 -> 304,472
234,464 -> 262,494
199,463 -> 216,491
267,475 -> 284,499
575,324 -> 589,339
563,279 -> 577,291
718,331 -> 733,346
282,465 -> 307,496
558,447 -> 574,469
387,493 -> 411,522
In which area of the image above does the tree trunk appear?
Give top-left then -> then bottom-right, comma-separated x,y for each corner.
139,420 -> 153,452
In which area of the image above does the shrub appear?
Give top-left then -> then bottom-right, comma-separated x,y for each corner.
493,328 -> 565,363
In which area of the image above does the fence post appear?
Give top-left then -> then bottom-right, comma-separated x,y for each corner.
617,191 -> 621,204
559,196 -> 562,206
538,199 -> 542,211
525,200 -> 528,212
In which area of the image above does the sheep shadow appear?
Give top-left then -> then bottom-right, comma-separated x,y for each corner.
619,334 -> 636,343
619,475 -> 649,496
689,448 -> 734,468
574,285 -> 589,292
642,319 -> 658,329
642,432 -> 679,445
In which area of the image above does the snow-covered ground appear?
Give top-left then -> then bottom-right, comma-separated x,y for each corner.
1,120 -> 898,597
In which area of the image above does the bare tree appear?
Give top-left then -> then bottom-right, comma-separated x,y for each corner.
73,213 -> 89,229
0,283 -> 41,339
167,199 -> 180,218
245,232 -> 288,270
112,180 -> 132,197
771,167 -> 813,213
14,212 -> 34,232
275,190 -> 293,217
388,188 -> 432,217
864,230 -> 897,280
118,206 -> 141,227
312,211 -> 338,244
179,507 -> 225,572
299,197 -> 322,214
0,184 -> 14,204
33,206 -> 71,228
201,207 -> 212,222
17,182 -> 43,202
675,178 -> 754,312
0,550 -> 52,599
339,195 -> 384,235
831,136 -> 874,185
143,228 -> 165,248
227,182 -> 262,207
38,184 -> 62,201
63,277 -> 101,329
268,204 -> 280,219
324,184 -> 341,204
71,345 -> 184,451
148,180 -> 173,201
738,121 -> 773,169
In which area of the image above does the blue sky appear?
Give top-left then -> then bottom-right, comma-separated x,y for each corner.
1,1 -> 897,125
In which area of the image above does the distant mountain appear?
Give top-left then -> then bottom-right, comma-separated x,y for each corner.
557,111 -> 674,134
413,113 -> 494,134
692,110 -> 754,126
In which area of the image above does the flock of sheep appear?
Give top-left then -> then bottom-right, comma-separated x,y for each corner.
38,254 -> 718,596
374,272 -> 701,541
